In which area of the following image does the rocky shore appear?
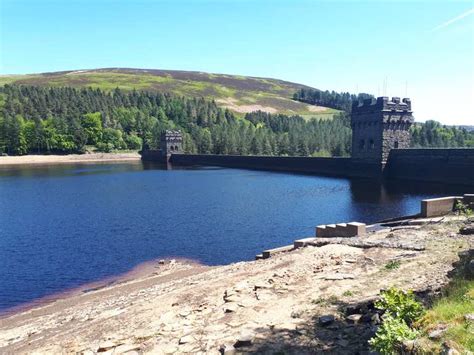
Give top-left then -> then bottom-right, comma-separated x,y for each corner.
0,216 -> 472,354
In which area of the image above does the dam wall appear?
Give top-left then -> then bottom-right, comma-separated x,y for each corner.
143,148 -> 474,186
385,149 -> 474,186
169,154 -> 383,179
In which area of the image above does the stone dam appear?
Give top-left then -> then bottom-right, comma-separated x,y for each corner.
141,97 -> 474,186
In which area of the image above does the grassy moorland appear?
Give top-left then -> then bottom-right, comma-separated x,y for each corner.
0,68 -> 339,119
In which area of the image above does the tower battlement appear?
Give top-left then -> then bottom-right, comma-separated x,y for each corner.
352,97 -> 412,115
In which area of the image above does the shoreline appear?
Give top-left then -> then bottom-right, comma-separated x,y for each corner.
0,152 -> 141,166
0,257 -> 205,321
0,214 -> 472,353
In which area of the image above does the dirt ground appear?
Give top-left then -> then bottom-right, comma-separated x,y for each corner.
0,217 -> 472,354
0,153 -> 140,166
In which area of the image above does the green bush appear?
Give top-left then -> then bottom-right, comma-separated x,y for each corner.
455,201 -> 473,217
369,315 -> 419,355
375,288 -> 424,325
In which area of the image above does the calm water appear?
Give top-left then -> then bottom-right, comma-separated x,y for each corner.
0,161 -> 465,312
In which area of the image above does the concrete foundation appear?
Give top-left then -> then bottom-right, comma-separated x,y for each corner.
421,196 -> 463,217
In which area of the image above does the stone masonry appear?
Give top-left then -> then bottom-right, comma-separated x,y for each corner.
351,97 -> 414,163
160,130 -> 183,157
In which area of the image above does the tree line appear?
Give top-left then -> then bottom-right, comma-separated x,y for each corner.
411,120 -> 474,148
0,85 -> 351,157
0,85 -> 472,156
293,88 -> 373,112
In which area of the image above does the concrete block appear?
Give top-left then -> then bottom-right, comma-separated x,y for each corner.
346,222 -> 366,236
316,225 -> 327,237
336,223 -> 348,237
262,245 -> 293,259
421,196 -> 462,217
294,237 -> 317,248
316,225 -> 335,237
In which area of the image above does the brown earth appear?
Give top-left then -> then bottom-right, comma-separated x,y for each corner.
0,153 -> 140,166
0,216 -> 472,354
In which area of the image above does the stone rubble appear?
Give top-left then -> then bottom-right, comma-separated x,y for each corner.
0,216 -> 472,354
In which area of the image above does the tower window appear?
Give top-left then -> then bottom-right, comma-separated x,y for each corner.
359,139 -> 365,150
394,141 -> 399,149
369,139 -> 375,150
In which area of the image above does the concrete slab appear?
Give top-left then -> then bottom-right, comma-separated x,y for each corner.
262,245 -> 294,259
346,222 -> 366,236
294,237 -> 317,248
421,196 -> 462,217
336,223 -> 348,237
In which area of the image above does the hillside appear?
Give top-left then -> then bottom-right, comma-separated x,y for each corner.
0,68 -> 338,118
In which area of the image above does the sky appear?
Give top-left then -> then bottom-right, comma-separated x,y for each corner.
0,0 -> 473,125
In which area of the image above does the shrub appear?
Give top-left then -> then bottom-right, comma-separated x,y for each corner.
455,201 -> 473,217
384,260 -> 401,270
375,288 -> 424,325
369,314 -> 419,354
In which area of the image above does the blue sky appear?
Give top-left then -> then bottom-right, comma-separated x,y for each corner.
1,0 -> 473,125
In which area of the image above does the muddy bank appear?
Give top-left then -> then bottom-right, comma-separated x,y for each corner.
0,216 -> 472,354
0,152 -> 140,166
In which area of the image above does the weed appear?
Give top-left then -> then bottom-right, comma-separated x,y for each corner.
384,260 -> 401,270
369,314 -> 419,354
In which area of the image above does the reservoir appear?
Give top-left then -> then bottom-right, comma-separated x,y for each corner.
0,161 -> 465,312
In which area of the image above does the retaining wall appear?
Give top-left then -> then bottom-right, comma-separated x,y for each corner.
170,154 -> 383,179
385,149 -> 474,186
143,148 -> 474,186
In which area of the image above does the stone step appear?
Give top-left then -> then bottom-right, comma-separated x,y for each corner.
316,222 -> 366,238
294,237 -> 317,248
346,222 -> 367,236
262,245 -> 294,259
336,223 -> 348,237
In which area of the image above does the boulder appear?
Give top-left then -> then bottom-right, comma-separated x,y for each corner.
459,225 -> 474,235
318,315 -> 335,326
234,331 -> 255,348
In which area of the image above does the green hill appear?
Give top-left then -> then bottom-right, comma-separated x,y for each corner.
0,68 -> 338,119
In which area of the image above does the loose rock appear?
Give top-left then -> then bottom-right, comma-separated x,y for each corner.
234,331 -> 255,348
318,315 -> 335,326
346,314 -> 362,324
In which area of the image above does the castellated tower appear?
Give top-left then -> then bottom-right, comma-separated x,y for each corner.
351,97 -> 414,163
160,130 -> 183,157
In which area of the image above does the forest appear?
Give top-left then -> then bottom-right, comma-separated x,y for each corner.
293,88 -> 373,112
0,85 -> 472,156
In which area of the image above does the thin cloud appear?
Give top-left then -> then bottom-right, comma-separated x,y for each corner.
431,8 -> 474,32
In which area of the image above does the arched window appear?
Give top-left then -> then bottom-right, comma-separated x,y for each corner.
169,145 -> 174,152
369,139 -> 375,150
394,141 -> 399,149
359,139 -> 365,150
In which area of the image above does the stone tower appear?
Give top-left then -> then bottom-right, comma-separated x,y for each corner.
351,97 -> 414,163
160,130 -> 183,157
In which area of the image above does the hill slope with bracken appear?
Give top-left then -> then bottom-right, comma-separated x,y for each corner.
0,68 -> 338,118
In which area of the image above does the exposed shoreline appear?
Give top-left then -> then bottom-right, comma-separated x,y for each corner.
1,215 -> 472,354
0,152 -> 141,166
0,257 -> 204,320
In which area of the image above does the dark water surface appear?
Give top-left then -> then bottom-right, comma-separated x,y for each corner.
0,161 -> 465,312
